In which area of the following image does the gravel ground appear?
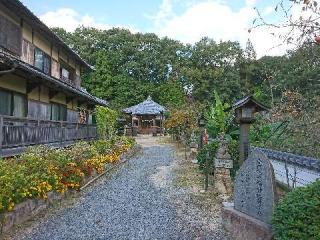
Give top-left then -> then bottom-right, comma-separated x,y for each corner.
8,136 -> 228,240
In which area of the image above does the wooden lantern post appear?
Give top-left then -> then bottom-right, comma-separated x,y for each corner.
230,96 -> 269,166
198,114 -> 209,190
203,128 -> 210,191
198,114 -> 206,149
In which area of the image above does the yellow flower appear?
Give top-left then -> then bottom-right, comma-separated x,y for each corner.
8,202 -> 15,211
67,162 -> 77,167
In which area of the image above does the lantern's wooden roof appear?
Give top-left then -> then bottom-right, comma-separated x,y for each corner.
123,96 -> 166,115
228,95 -> 270,112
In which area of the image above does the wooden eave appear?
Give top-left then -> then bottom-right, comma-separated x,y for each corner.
0,52 -> 107,106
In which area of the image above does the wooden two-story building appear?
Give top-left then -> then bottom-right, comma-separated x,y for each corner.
0,0 -> 107,157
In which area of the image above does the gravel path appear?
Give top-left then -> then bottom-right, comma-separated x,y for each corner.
14,138 -> 228,240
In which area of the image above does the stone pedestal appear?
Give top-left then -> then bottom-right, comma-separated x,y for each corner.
214,136 -> 233,199
189,147 -> 198,161
214,168 -> 232,199
222,204 -> 273,240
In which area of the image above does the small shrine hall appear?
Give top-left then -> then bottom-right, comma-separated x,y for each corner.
122,96 -> 166,135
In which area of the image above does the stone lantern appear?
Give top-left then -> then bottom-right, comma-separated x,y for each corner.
230,95 -> 269,165
198,114 -> 206,149
198,114 -> 206,128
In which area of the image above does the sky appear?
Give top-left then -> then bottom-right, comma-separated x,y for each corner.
20,0 -> 294,58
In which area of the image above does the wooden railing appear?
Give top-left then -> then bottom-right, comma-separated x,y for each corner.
0,115 -> 97,156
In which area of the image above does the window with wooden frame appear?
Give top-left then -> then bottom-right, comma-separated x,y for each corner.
59,60 -> 75,82
0,15 -> 22,55
34,47 -> 51,75
92,114 -> 96,124
50,102 -> 67,121
0,89 -> 27,117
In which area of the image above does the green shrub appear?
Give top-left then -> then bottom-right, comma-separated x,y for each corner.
196,138 -> 239,178
96,106 -> 118,140
272,180 -> 320,240
117,136 -> 135,147
67,141 -> 98,161
91,140 -> 112,155
197,140 -> 219,170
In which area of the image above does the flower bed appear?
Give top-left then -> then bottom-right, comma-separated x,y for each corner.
0,136 -> 135,214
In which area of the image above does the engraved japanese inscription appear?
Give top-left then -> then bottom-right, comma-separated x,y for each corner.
234,149 -> 276,224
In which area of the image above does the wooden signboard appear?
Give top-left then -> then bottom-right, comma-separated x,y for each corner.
215,158 -> 233,169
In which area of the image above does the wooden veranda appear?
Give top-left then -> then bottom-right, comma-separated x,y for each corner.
0,115 -> 97,157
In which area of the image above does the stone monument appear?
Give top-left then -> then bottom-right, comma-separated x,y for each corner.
222,149 -> 276,240
214,136 -> 233,199
234,150 -> 276,223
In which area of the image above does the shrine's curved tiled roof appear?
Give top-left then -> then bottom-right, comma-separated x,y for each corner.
123,96 -> 166,115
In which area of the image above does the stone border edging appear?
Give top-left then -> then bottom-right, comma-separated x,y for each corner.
0,144 -> 141,235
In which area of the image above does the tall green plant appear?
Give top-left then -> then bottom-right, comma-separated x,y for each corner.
96,106 -> 118,140
206,90 -> 230,138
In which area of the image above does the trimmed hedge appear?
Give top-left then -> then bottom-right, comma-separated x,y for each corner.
272,180 -> 320,240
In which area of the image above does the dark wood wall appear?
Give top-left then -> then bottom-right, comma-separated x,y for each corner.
28,100 -> 79,123
0,13 -> 22,56
28,100 -> 51,120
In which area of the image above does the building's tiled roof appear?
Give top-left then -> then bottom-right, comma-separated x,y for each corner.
123,96 -> 166,115
253,147 -> 320,172
0,52 -> 107,106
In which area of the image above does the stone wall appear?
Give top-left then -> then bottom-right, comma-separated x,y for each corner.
254,147 -> 320,187
222,204 -> 273,240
